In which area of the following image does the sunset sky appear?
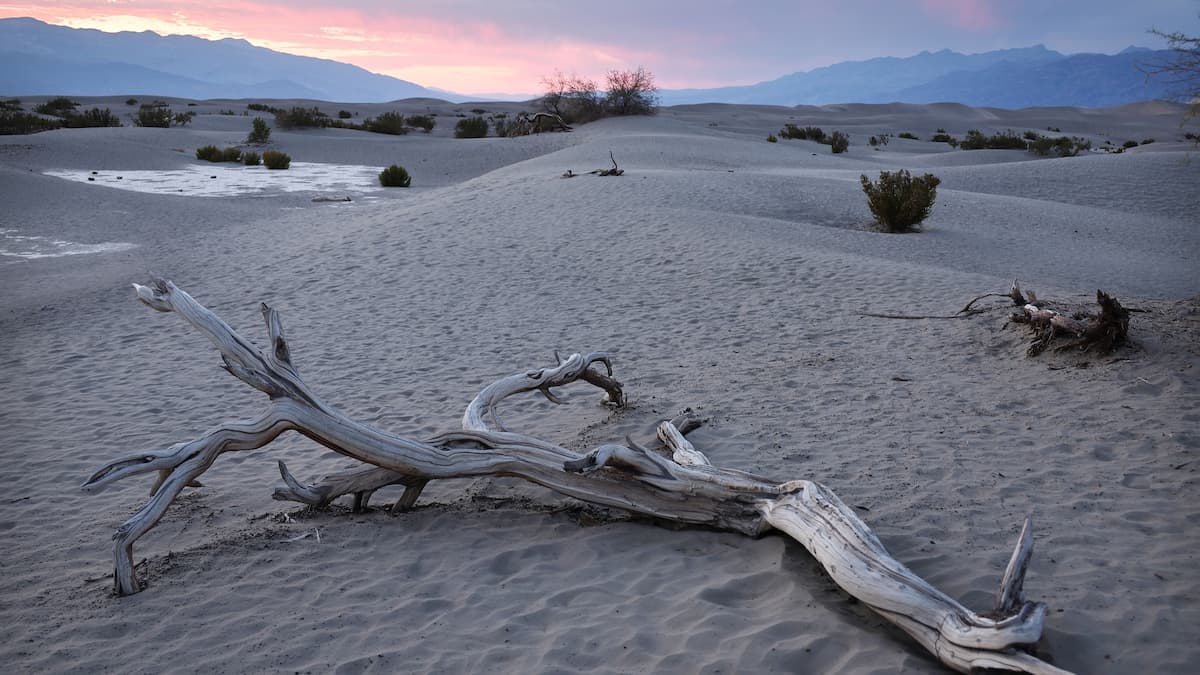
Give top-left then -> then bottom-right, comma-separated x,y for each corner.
5,1 -> 1197,95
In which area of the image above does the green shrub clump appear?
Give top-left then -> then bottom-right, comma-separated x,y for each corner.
247,103 -> 274,112
1,98 -> 22,111
379,164 -> 412,187
173,111 -> 195,126
273,106 -> 330,129
960,129 -> 1027,150
1027,135 -> 1091,157
365,111 -> 408,135
767,133 -> 778,143
0,111 -> 62,134
897,132 -> 919,140
1121,140 -> 1138,149
779,124 -> 825,141
454,116 -> 489,138
829,130 -> 849,153
125,98 -> 138,106
929,132 -> 957,146
63,107 -> 122,128
860,169 -> 941,233
242,151 -> 261,166
338,110 -> 353,119
195,145 -> 221,161
407,115 -> 435,132
247,117 -> 271,144
135,101 -> 172,128
221,147 -> 243,162
262,150 -> 291,169
34,97 -> 79,116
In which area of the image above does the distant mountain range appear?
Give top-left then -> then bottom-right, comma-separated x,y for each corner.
0,17 -> 1180,108
0,17 -> 455,102
661,45 -> 1177,108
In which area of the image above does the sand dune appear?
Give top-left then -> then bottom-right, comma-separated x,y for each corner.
1,98 -> 1197,674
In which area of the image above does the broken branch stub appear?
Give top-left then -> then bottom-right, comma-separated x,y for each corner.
83,279 -> 1072,674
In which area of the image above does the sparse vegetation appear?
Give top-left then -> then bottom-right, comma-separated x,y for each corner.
779,124 -> 826,141
242,151 -> 261,166
195,145 -> 222,161
135,101 -> 172,128
273,106 -> 330,129
262,150 -> 291,169
62,107 -> 122,128
1027,135 -> 1092,157
221,147 -> 243,163
125,98 -> 138,106
173,111 -> 196,126
897,132 -> 919,140
1141,138 -> 1156,145
247,117 -> 271,144
929,132 -> 958,147
829,130 -> 849,153
960,129 -> 1027,150
1122,140 -> 1139,149
0,99 -> 21,112
338,110 -> 353,119
454,116 -> 489,138
247,103 -> 274,112
860,169 -> 941,233
378,164 -> 412,187
407,114 -> 436,132
0,111 -> 62,134
540,71 -> 604,124
1146,22 -> 1199,128
34,97 -> 79,116
364,111 -> 408,135
767,133 -> 778,143
471,108 -> 487,115
605,67 -> 659,115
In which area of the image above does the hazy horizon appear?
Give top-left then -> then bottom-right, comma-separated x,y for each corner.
3,2 -> 1197,96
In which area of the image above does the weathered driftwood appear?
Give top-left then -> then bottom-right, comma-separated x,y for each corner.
83,280 -> 1072,674
1010,283 -> 1129,356
507,111 -> 572,136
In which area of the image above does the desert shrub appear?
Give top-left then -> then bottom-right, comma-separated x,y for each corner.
897,132 -> 918,140
273,106 -> 329,129
262,150 -> 291,169
779,124 -> 826,141
960,129 -> 1027,150
135,101 -> 172,127
767,133 -> 778,143
364,111 -> 408,135
242,151 -> 261,166
0,111 -> 61,134
338,110 -> 353,119
1185,132 -> 1198,140
471,108 -> 487,115
34,97 -> 79,116
379,164 -> 412,187
493,117 -> 510,137
0,99 -> 21,112
1023,130 -> 1040,141
195,145 -> 222,161
860,169 -> 941,233
869,135 -> 879,147
454,116 -> 489,138
1028,135 -> 1091,157
407,114 -> 435,132
605,67 -> 659,115
62,107 -> 122,128
1122,140 -> 1138,149
541,71 -> 604,124
1047,126 -> 1062,132
247,103 -> 273,112
829,130 -> 849,153
929,132 -> 957,145
173,111 -> 195,126
1141,138 -> 1155,145
221,147 -> 243,162
125,98 -> 138,106
247,117 -> 271,144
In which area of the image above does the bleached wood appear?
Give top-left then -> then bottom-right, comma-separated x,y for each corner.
83,280 -> 1071,673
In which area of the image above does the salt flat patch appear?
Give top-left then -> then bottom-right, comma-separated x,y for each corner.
44,162 -> 387,198
0,228 -> 136,260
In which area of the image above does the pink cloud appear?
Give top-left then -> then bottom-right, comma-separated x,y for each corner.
917,0 -> 1001,31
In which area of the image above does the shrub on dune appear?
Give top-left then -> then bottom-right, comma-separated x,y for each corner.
378,164 -> 412,187
407,114 -> 435,132
897,132 -> 919,140
221,147 -> 243,163
454,116 -> 489,138
364,111 -> 408,135
860,169 -> 941,233
2,98 -> 24,111
63,107 -> 122,128
135,101 -> 172,128
829,130 -> 849,153
767,133 -> 777,143
34,97 -> 79,116
247,117 -> 271,144
195,145 -> 222,161
273,106 -> 329,129
242,151 -> 261,166
0,111 -> 62,134
262,150 -> 291,169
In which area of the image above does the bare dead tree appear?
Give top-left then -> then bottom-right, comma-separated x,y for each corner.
1144,19 -> 1200,128
540,71 -> 603,124
605,66 -> 659,116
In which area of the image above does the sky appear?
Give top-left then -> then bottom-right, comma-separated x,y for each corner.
5,1 -> 1198,95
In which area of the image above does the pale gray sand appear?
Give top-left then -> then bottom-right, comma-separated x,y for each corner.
1,100 -> 1197,674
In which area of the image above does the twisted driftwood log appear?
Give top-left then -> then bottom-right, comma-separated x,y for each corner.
1009,283 -> 1129,356
83,280 -> 1071,674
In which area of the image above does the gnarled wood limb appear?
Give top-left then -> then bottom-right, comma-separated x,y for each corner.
83,280 -> 1071,673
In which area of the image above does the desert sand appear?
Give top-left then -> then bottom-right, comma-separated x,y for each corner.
1,96 -> 1198,674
